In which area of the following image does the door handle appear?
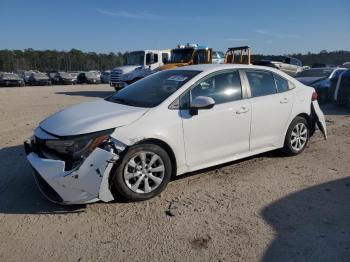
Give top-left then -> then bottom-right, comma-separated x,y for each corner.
236,106 -> 249,114
280,98 -> 289,104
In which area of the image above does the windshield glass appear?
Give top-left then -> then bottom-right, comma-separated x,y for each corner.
33,72 -> 48,78
170,48 -> 194,63
126,51 -> 145,66
3,73 -> 17,78
59,72 -> 73,78
106,70 -> 201,108
296,69 -> 333,78
85,72 -> 97,78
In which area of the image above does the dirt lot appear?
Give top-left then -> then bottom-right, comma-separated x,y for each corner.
0,84 -> 349,262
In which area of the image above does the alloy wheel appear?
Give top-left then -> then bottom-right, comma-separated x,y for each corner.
290,123 -> 308,151
123,151 -> 165,194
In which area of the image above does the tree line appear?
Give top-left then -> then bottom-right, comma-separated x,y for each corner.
0,48 -> 126,72
0,48 -> 349,72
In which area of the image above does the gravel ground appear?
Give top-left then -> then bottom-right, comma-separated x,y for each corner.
0,84 -> 349,262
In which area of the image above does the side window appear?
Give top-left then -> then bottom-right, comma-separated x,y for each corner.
153,54 -> 158,63
146,53 -> 152,65
162,53 -> 169,63
274,73 -> 289,92
190,71 -> 242,105
246,71 -> 277,97
284,57 -> 291,64
196,50 -> 209,64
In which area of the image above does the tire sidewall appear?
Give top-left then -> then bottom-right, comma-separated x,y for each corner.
113,143 -> 172,201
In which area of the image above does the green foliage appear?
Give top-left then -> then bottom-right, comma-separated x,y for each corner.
0,49 -> 126,72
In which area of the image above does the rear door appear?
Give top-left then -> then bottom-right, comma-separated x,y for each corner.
243,70 -> 294,151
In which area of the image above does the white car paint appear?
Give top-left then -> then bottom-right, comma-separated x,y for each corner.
25,64 -> 327,204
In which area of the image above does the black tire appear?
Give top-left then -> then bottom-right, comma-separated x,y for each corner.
112,143 -> 172,201
282,116 -> 309,156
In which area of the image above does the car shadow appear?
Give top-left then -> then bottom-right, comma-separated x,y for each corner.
55,91 -> 114,98
261,177 -> 350,262
0,145 -> 85,214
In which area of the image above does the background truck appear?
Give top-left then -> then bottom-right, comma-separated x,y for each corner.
110,50 -> 170,90
252,56 -> 303,76
156,44 -> 212,71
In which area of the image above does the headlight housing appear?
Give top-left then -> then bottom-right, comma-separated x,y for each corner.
44,129 -> 113,162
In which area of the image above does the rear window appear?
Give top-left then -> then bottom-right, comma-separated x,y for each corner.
274,74 -> 289,92
246,71 -> 277,97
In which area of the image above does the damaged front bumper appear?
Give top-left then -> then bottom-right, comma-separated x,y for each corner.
24,137 -> 119,205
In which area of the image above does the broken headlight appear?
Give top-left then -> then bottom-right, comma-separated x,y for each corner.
44,129 -> 113,161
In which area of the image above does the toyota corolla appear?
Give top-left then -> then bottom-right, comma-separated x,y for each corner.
24,64 -> 327,204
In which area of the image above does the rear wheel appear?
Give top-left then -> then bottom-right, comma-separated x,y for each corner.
282,116 -> 309,156
112,143 -> 172,201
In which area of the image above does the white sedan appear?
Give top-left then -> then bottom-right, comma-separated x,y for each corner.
24,64 -> 327,204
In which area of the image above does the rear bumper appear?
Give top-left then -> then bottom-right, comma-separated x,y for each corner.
24,139 -> 117,205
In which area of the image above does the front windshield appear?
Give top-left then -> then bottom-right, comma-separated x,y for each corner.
85,72 -> 97,78
59,72 -> 73,78
3,73 -> 17,78
296,69 -> 333,78
33,72 -> 48,78
170,48 -> 194,63
106,70 -> 201,108
126,51 -> 145,66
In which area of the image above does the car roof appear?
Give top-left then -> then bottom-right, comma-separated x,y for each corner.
173,63 -> 274,72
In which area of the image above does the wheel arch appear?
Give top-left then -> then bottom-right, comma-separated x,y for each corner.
282,112 -> 314,146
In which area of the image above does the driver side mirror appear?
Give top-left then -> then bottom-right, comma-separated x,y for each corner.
189,96 -> 215,116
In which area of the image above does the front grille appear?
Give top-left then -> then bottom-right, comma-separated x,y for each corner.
110,69 -> 123,83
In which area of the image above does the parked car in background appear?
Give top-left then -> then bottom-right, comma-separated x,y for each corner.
47,71 -> 58,84
28,72 -> 51,86
70,72 -> 79,83
296,67 -> 347,104
24,64 -> 327,204
77,72 -> 101,84
100,70 -> 111,83
212,51 -> 225,64
334,70 -> 350,106
16,70 -> 37,85
53,72 -> 76,85
252,56 -> 303,76
0,72 -> 24,87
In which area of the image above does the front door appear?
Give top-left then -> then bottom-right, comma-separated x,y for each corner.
180,70 -> 251,168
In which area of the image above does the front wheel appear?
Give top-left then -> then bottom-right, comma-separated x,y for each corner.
282,116 -> 309,156
112,143 -> 172,201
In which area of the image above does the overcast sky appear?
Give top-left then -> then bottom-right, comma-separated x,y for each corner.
1,0 -> 349,55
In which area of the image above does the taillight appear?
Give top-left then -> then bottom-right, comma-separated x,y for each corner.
312,91 -> 318,101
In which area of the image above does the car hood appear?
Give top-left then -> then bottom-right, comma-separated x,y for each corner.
112,65 -> 142,74
296,77 -> 326,86
39,100 -> 149,137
